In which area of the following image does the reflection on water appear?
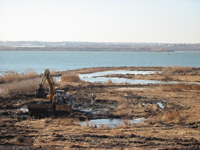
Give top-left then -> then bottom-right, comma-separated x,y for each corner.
80,118 -> 146,128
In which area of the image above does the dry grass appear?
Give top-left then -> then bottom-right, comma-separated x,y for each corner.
122,118 -> 132,125
61,74 -> 81,83
158,83 -> 200,92
85,117 -> 89,127
161,66 -> 192,76
112,101 -> 135,116
155,71 -> 160,75
56,117 -> 74,126
161,66 -> 172,80
2,78 -> 40,95
147,111 -> 181,124
0,70 -> 38,84
171,66 -> 192,74
161,66 -> 171,75
50,69 -> 57,75
107,79 -> 113,84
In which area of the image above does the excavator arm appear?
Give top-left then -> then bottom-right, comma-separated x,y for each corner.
35,69 -> 55,102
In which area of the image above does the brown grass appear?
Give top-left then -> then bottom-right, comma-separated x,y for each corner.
56,117 -> 74,126
0,70 -> 38,84
107,79 -> 113,84
85,117 -> 89,127
112,101 -> 136,116
2,78 -> 40,95
171,66 -> 192,74
161,66 -> 172,80
50,69 -> 57,75
147,111 -> 181,124
161,66 -> 192,76
122,118 -> 131,125
61,74 -> 81,83
161,66 -> 171,75
155,71 -> 160,75
158,83 -> 200,92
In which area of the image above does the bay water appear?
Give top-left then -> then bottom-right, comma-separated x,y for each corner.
0,51 -> 200,74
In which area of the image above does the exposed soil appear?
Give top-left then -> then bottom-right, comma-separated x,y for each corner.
0,66 -> 200,149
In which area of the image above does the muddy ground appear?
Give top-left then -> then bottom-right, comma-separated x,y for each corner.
0,66 -> 200,149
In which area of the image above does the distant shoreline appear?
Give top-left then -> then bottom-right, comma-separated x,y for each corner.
0,41 -> 200,52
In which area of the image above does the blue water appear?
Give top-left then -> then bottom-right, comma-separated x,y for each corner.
0,51 -> 200,74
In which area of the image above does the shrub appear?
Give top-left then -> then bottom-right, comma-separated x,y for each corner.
171,66 -> 192,74
0,70 -> 38,84
192,84 -> 200,90
158,83 -> 200,92
161,66 -> 192,76
3,78 -> 40,95
107,79 -> 113,84
161,66 -> 171,75
61,74 -> 80,83
147,111 -> 181,124
161,66 -> 172,80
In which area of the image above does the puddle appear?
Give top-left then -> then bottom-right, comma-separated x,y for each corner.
79,70 -> 200,85
18,107 -> 28,112
157,102 -> 164,109
54,70 -> 199,85
80,118 -> 146,128
78,70 -> 178,84
142,102 -> 164,109
162,99 -> 170,103
53,76 -> 61,82
80,76 -> 178,84
79,70 -> 156,78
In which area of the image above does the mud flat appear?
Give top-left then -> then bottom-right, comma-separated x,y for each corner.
0,66 -> 200,149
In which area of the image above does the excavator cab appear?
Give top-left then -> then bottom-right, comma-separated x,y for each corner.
55,94 -> 73,113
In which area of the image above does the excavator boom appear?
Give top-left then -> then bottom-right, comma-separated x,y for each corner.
35,69 -> 55,102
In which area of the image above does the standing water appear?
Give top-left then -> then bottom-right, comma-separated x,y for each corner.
0,51 -> 200,74
79,118 -> 146,128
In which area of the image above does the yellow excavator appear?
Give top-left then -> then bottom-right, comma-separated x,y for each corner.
27,69 -> 72,117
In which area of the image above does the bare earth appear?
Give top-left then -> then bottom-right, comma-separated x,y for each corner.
0,66 -> 200,150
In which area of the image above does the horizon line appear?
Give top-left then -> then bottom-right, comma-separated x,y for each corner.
0,40 -> 200,44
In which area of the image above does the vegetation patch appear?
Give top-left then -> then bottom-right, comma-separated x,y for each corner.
161,66 -> 192,75
61,74 -> 81,83
0,70 -> 38,84
147,111 -> 181,124
158,83 -> 200,92
2,78 -> 40,95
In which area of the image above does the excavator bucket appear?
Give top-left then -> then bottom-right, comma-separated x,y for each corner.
35,88 -> 46,98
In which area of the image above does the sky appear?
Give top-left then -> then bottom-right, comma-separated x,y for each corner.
0,0 -> 200,43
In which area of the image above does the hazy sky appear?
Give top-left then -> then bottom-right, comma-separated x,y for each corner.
0,0 -> 199,43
